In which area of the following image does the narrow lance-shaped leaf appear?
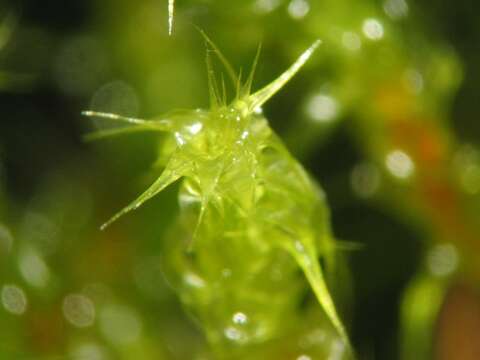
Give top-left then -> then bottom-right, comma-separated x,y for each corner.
100,158 -> 188,230
206,47 -> 221,108
299,251 -> 353,352
247,40 -> 322,112
241,43 -> 262,98
82,111 -> 172,141
197,28 -> 239,88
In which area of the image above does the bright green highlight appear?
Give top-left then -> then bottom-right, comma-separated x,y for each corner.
168,0 -> 174,35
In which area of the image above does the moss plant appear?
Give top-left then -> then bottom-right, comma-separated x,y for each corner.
84,38 -> 353,358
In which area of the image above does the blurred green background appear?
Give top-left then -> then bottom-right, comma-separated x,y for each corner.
1,0 -> 480,359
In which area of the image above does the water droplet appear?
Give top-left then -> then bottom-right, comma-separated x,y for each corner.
20,212 -> 58,255
99,305 -> 142,345
428,243 -> 458,277
385,150 -> 415,179
1,284 -> 27,315
383,0 -> 409,19
403,68 -> 424,94
187,122 -> 203,135
351,163 -> 381,198
224,326 -> 245,342
295,241 -> 305,252
18,247 -> 51,288
297,355 -> 312,360
362,18 -> 384,41
70,342 -> 107,360
183,272 -> 206,288
305,94 -> 339,123
175,132 -> 186,146
62,294 -> 96,328
253,0 -> 282,14
232,312 -> 248,325
288,0 -> 310,19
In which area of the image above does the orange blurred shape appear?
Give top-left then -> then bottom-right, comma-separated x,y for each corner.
389,118 -> 447,171
435,283 -> 480,360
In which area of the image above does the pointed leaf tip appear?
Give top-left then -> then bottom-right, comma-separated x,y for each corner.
242,43 -> 263,97
168,0 -> 175,36
247,40 -> 322,112
197,28 -> 239,90
99,161 -> 186,230
81,110 -> 150,125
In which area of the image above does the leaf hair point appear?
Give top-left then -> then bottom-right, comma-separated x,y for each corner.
247,40 -> 321,113
168,0 -> 175,36
82,110 -> 149,125
82,110 -> 173,141
100,161 -> 186,229
241,43 -> 262,98
197,27 -> 239,89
